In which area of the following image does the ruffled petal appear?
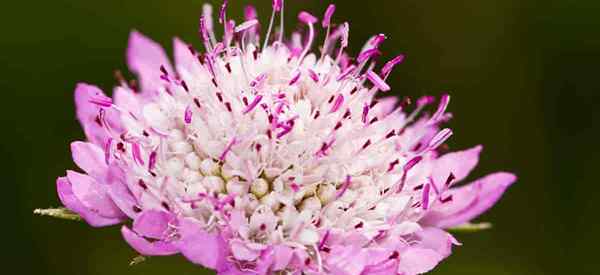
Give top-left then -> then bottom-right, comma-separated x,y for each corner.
74,83 -> 117,145
396,248 -> 444,275
66,170 -> 124,218
361,259 -> 398,275
432,145 -> 482,186
104,165 -> 139,218
132,209 -> 174,239
121,226 -> 178,256
127,30 -> 173,97
326,245 -> 368,275
175,217 -> 229,271
230,239 -> 261,261
71,141 -> 107,178
56,177 -> 122,227
415,227 -> 460,258
423,172 -> 517,228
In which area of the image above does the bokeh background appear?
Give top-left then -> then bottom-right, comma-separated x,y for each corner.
2,0 -> 598,274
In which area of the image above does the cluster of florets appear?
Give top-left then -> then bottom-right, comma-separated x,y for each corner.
54,1 -> 515,274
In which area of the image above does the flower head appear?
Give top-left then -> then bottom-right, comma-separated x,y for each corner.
52,2 -> 515,274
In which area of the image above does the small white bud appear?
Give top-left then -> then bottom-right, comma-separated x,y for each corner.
317,184 -> 336,204
300,196 -> 321,212
250,178 -> 269,198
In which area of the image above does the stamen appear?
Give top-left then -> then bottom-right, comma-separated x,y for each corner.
219,137 -> 237,162
422,183 -> 431,210
132,142 -> 144,166
330,94 -> 344,113
336,65 -> 356,81
184,105 -> 193,124
88,95 -> 113,108
104,138 -> 113,165
362,103 -> 370,124
428,94 -> 450,125
308,69 -> 319,82
289,70 -> 301,85
336,175 -> 352,199
428,128 -> 453,151
243,95 -> 263,114
366,71 -> 391,92
381,54 -> 405,79
322,4 -> 336,28
297,11 -> 317,64
218,0 -> 228,24
235,19 -> 259,33
148,151 -> 157,171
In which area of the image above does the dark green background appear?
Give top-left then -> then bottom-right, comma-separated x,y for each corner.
3,0 -> 598,274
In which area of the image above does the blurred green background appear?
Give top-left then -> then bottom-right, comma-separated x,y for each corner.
2,0 -> 598,274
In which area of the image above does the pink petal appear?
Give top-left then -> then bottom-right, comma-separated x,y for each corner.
133,209 -> 173,239
326,245 -> 368,275
121,226 -> 178,256
105,165 -> 139,218
74,83 -> 114,145
113,86 -> 142,117
397,248 -> 444,275
415,227 -> 460,258
66,170 -> 124,218
176,217 -> 229,270
56,177 -> 122,227
423,172 -> 517,228
272,245 -> 294,271
127,30 -> 173,97
432,145 -> 483,186
71,141 -> 107,178
230,239 -> 261,261
361,259 -> 398,275
173,37 -> 202,78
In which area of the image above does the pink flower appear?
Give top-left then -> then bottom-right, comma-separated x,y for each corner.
53,2 -> 516,274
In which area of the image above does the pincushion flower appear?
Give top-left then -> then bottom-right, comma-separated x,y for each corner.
42,1 -> 516,274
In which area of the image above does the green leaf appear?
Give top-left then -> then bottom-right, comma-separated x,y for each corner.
129,255 -> 147,266
33,207 -> 82,221
447,222 -> 492,233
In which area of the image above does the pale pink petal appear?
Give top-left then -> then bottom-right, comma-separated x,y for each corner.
127,30 -> 173,97
133,209 -> 173,239
432,145 -> 482,186
415,227 -> 460,258
173,37 -> 203,78
361,259 -> 398,275
397,248 -> 444,275
121,226 -> 178,256
70,141 -> 107,178
113,86 -> 143,117
423,172 -> 517,228
230,239 -> 261,261
272,245 -> 294,271
176,218 -> 229,270
326,245 -> 368,275
66,170 -> 124,218
56,177 -> 122,227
